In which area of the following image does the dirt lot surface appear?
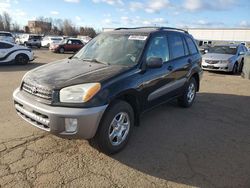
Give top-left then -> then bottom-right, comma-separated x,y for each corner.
1,49 -> 250,188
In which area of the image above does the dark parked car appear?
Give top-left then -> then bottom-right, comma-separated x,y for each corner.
13,27 -> 203,154
49,38 -> 84,53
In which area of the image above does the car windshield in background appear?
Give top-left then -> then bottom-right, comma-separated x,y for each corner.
73,33 -> 147,66
51,38 -> 62,41
30,36 -> 42,40
208,46 -> 237,55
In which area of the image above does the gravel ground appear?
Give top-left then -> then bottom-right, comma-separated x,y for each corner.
0,49 -> 250,188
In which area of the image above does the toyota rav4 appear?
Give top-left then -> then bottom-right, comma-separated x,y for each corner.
13,27 -> 203,154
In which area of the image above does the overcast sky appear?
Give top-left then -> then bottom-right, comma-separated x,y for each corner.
0,0 -> 249,29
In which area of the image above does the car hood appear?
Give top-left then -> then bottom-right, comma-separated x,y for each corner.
23,59 -> 130,89
202,53 -> 235,61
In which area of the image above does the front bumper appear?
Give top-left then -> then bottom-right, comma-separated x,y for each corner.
202,61 -> 232,72
13,88 -> 107,139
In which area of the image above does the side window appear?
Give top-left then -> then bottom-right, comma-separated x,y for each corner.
185,36 -> 198,55
146,34 -> 169,62
168,33 -> 185,59
0,42 -> 13,49
182,37 -> 189,56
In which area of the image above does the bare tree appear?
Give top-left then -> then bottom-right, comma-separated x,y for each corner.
79,27 -> 96,38
0,15 -> 4,30
12,22 -> 20,32
2,12 -> 11,31
63,19 -> 78,36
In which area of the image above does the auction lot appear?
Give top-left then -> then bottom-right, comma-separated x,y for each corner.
1,49 -> 250,188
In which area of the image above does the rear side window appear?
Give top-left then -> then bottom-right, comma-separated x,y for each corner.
0,42 -> 13,49
168,33 -> 185,59
186,36 -> 198,54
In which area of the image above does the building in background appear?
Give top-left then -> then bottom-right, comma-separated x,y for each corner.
27,21 -> 52,34
102,27 -> 250,46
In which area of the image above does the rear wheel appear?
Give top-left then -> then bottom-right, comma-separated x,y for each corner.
59,47 -> 65,54
93,100 -> 134,154
15,54 -> 29,65
178,77 -> 197,108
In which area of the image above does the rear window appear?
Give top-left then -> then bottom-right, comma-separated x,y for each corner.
186,36 -> 198,54
0,33 -> 12,37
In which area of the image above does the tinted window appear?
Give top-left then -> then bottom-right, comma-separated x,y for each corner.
72,40 -> 83,45
0,33 -> 12,37
186,36 -> 198,54
182,37 -> 189,56
0,42 -> 13,49
168,34 -> 185,59
146,34 -> 169,62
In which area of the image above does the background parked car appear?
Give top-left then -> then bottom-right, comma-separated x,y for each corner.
0,40 -> 34,64
41,36 -> 63,47
202,44 -> 248,74
242,51 -> 250,79
0,31 -> 15,43
49,38 -> 84,53
17,34 -> 42,48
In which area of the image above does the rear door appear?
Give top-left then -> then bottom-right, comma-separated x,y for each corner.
72,40 -> 84,51
164,32 -> 192,96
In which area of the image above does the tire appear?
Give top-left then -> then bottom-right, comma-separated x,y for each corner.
178,77 -> 197,108
239,60 -> 244,73
15,54 -> 29,65
232,63 -> 238,75
59,47 -> 65,54
93,100 -> 134,154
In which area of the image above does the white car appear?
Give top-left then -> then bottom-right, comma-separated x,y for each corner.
0,41 -> 34,64
0,31 -> 15,43
41,36 -> 63,47
18,34 -> 42,48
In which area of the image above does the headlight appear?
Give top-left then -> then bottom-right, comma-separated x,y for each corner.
220,60 -> 229,64
60,83 -> 101,103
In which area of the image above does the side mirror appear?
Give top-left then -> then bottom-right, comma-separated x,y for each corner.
146,57 -> 163,68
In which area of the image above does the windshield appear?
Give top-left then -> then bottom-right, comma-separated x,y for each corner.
208,46 -> 237,55
0,33 -> 12,37
51,37 -> 62,41
73,33 -> 147,66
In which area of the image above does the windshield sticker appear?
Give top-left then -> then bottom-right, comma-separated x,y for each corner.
128,35 -> 147,41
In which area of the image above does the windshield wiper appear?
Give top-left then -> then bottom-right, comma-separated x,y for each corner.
81,58 -> 109,65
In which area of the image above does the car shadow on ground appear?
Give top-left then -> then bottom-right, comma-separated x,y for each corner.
113,93 -> 250,188
0,62 -> 46,72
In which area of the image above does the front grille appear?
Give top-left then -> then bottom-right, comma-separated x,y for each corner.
22,82 -> 52,101
15,102 -> 50,131
205,60 -> 219,64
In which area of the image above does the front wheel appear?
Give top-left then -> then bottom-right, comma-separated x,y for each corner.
232,63 -> 238,75
93,100 -> 134,154
178,77 -> 197,108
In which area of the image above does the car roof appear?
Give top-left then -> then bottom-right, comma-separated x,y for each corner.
106,27 -> 189,36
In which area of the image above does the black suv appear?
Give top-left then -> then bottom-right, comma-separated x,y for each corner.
13,27 -> 203,154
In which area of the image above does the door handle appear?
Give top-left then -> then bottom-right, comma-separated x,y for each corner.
167,65 -> 173,71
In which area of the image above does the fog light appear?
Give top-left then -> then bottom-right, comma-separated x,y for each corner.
65,118 -> 78,133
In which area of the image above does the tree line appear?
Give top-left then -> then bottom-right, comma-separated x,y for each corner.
0,12 -> 97,38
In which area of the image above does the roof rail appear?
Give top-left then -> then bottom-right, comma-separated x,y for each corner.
115,27 -> 158,30
157,27 -> 189,34
114,27 -> 189,34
